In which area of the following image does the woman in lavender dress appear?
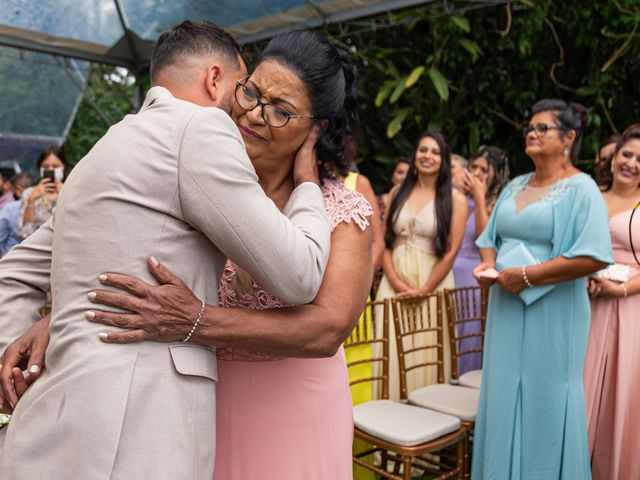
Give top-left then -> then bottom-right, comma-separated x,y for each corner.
452,146 -> 509,374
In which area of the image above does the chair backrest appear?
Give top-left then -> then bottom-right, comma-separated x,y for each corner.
444,286 -> 488,380
370,269 -> 384,299
391,293 -> 443,400
344,299 -> 390,400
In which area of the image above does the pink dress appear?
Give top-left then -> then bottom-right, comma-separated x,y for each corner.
213,180 -> 372,480
584,209 -> 640,480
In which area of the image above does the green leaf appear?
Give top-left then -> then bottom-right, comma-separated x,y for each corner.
405,66 -> 426,88
386,107 -> 414,139
458,39 -> 482,61
576,85 -> 599,96
518,37 -> 532,57
427,68 -> 449,101
450,15 -> 470,33
389,77 -> 407,103
374,80 -> 395,107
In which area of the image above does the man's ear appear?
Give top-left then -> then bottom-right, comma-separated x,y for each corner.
204,64 -> 222,102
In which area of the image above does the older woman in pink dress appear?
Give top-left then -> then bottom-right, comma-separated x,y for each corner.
584,124 -> 640,480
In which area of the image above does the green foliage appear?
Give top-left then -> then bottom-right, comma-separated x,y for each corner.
62,0 -> 640,194
64,65 -> 140,166
320,0 -> 640,191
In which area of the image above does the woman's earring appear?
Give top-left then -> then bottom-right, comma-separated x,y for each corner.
563,146 -> 570,158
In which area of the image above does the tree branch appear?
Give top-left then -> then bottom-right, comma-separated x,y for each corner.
542,15 -> 576,92
496,2 -> 513,37
601,21 -> 639,72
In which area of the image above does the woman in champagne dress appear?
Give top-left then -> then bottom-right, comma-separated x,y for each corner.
584,124 -> 640,480
375,132 -> 467,400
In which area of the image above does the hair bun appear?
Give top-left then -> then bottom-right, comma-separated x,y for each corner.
569,102 -> 589,128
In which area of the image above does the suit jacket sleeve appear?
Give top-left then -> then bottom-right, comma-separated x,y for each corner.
178,108 -> 330,304
0,215 -> 53,351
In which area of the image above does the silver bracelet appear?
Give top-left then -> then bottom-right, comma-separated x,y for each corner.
522,265 -> 533,288
182,300 -> 206,343
621,283 -> 628,298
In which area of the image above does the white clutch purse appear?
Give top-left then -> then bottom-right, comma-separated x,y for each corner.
597,263 -> 630,283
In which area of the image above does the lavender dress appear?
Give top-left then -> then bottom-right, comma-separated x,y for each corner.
452,197 -> 483,374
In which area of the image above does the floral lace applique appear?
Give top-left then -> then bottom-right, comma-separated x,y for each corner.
507,172 -> 584,205
217,180 -> 373,361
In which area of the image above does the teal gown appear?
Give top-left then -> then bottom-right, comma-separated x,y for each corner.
471,173 -> 613,479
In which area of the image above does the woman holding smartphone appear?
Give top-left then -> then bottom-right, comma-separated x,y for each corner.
17,145 -> 68,239
472,99 -> 612,479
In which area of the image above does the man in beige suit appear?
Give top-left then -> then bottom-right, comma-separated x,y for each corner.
0,21 -> 330,479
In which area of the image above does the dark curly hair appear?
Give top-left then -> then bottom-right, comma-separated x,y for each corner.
594,134 -> 619,187
261,30 -> 358,180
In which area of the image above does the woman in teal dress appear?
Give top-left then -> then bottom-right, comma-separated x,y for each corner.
471,100 -> 613,479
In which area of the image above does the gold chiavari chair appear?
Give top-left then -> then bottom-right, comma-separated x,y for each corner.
370,269 -> 384,299
444,286 -> 488,389
391,293 -> 480,478
346,299 -> 468,480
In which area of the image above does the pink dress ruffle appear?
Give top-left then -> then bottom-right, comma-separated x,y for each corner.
213,180 -> 372,480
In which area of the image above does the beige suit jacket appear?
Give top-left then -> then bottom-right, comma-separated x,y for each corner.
0,87 -> 330,479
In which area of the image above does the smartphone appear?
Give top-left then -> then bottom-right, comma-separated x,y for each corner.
42,169 -> 56,183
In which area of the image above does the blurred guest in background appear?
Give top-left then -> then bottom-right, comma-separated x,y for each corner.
450,153 -> 468,192
18,145 -> 69,240
473,100 -> 612,479
0,170 -> 15,210
378,156 -> 410,215
584,124 -> 640,480
376,131 -> 467,397
452,145 -> 509,374
594,134 -> 619,188
0,173 -> 34,257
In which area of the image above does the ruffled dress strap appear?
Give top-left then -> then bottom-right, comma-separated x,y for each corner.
322,179 -> 372,233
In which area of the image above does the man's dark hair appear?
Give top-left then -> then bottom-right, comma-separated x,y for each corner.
150,20 -> 246,83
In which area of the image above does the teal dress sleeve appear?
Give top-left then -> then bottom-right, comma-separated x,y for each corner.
557,176 -> 614,264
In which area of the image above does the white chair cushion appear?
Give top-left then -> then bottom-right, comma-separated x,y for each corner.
408,384 -> 480,422
458,369 -> 482,389
354,399 -> 461,446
